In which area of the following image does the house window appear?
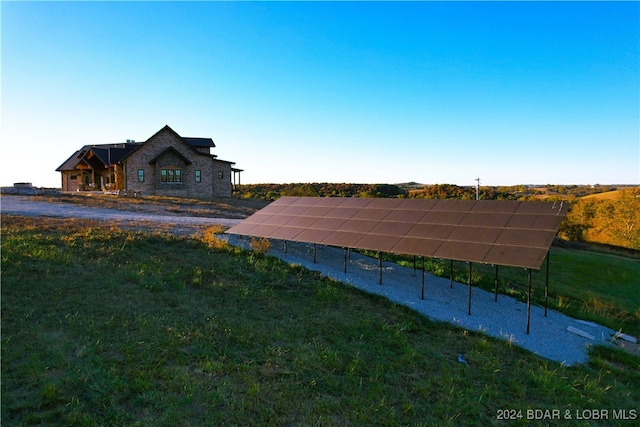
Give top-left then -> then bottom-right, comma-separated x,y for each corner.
195,170 -> 201,182
138,169 -> 144,182
218,171 -> 224,179
70,175 -> 77,180
161,167 -> 182,183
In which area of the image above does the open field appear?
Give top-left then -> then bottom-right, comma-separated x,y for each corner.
2,215 -> 639,425
581,191 -> 623,200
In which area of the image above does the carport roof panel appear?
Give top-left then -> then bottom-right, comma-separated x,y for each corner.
310,217 -> 348,230
226,197 -> 568,270
278,205 -> 311,216
355,233 -> 403,252
240,223 -> 280,239
242,212 -> 276,224
391,237 -> 443,257
300,206 -> 335,217
362,198 -> 405,209
285,215 -> 322,228
338,197 -> 374,208
293,228 -> 333,243
484,245 -> 549,269
433,241 -> 493,263
432,199 -> 475,212
447,226 -> 503,244
311,197 -> 345,207
459,212 -> 512,228
255,201 -> 291,215
337,219 -> 379,233
225,221 -> 259,235
289,197 -> 317,206
515,201 -> 569,215
397,198 -> 440,210
321,230 -> 365,247
383,209 -> 428,223
260,214 -> 297,226
419,210 -> 468,225
369,221 -> 415,236
495,228 -> 556,249
407,223 -> 456,240
269,226 -> 304,240
351,208 -> 393,221
506,214 -> 565,231
473,200 -> 520,213
326,207 -> 360,219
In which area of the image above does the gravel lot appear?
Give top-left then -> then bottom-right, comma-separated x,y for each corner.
2,195 -> 618,365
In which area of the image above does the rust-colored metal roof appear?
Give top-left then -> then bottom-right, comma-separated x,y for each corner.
226,197 -> 569,269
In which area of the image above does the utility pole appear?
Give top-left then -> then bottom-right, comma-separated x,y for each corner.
475,177 -> 480,200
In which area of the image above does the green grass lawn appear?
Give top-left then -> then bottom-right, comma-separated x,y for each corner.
2,215 -> 639,425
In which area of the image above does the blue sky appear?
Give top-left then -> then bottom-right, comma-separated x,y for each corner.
2,1 -> 638,188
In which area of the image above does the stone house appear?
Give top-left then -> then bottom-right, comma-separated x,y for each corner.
56,125 -> 242,198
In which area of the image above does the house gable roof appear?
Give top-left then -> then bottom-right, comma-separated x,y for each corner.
183,137 -> 215,148
119,125 -> 214,163
148,146 -> 193,166
55,143 -> 140,171
56,149 -> 85,171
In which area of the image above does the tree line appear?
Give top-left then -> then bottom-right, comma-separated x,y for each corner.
235,183 -> 407,200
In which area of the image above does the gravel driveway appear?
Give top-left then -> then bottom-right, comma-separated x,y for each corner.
1,195 -> 241,231
2,195 -> 618,365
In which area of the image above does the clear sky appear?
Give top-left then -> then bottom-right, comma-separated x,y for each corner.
2,1 -> 639,188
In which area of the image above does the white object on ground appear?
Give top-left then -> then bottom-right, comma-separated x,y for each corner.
612,332 -> 637,343
567,326 -> 595,340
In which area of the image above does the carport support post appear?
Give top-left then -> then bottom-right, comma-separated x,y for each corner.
378,251 -> 383,285
283,240 -> 287,253
467,262 -> 472,315
343,248 -> 347,273
526,268 -> 532,335
494,265 -> 499,302
413,255 -> 416,277
313,243 -> 317,264
450,260 -> 454,288
421,256 -> 425,300
545,250 -> 550,317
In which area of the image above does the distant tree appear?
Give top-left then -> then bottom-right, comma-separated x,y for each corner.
559,201 -> 593,241
602,188 -> 640,249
